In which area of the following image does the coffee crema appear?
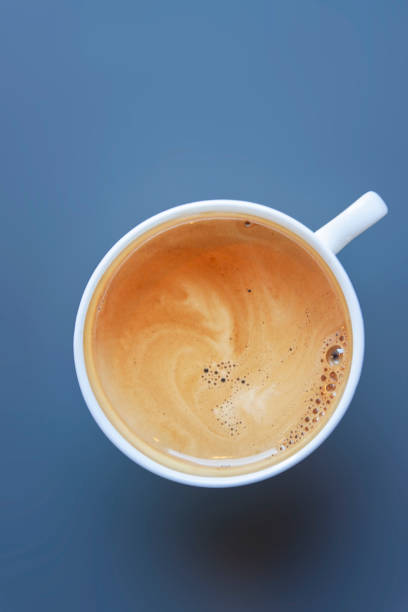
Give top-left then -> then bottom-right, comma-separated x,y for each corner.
84,214 -> 352,476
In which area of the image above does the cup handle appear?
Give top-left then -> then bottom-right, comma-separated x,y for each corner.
315,191 -> 388,254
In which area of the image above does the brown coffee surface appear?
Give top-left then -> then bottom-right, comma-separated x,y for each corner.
85,214 -> 351,476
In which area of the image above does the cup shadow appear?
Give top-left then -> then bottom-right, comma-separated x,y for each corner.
104,457 -> 334,590
172,468 -> 330,578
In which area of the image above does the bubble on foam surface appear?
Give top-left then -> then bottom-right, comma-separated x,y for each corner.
326,345 -> 344,366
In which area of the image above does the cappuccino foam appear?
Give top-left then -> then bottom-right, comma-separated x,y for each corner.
84,214 -> 351,476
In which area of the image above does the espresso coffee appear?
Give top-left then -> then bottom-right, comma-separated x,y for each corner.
84,213 -> 351,476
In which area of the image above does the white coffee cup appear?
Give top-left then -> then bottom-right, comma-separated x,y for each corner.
74,192 -> 387,487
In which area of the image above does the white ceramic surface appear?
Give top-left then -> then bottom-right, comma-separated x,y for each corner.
74,191 -> 387,487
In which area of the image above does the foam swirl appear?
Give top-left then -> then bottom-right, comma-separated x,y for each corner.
87,215 -> 351,475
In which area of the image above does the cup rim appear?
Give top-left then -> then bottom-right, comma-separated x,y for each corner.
73,199 -> 364,487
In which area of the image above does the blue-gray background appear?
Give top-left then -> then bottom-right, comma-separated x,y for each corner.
1,1 -> 406,610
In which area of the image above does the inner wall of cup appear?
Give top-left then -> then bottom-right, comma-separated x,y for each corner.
80,205 -> 355,477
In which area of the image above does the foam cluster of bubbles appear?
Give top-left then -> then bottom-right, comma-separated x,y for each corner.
212,400 -> 246,437
201,361 -> 239,386
201,361 -> 253,437
200,328 -> 348,447
278,329 -> 348,452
